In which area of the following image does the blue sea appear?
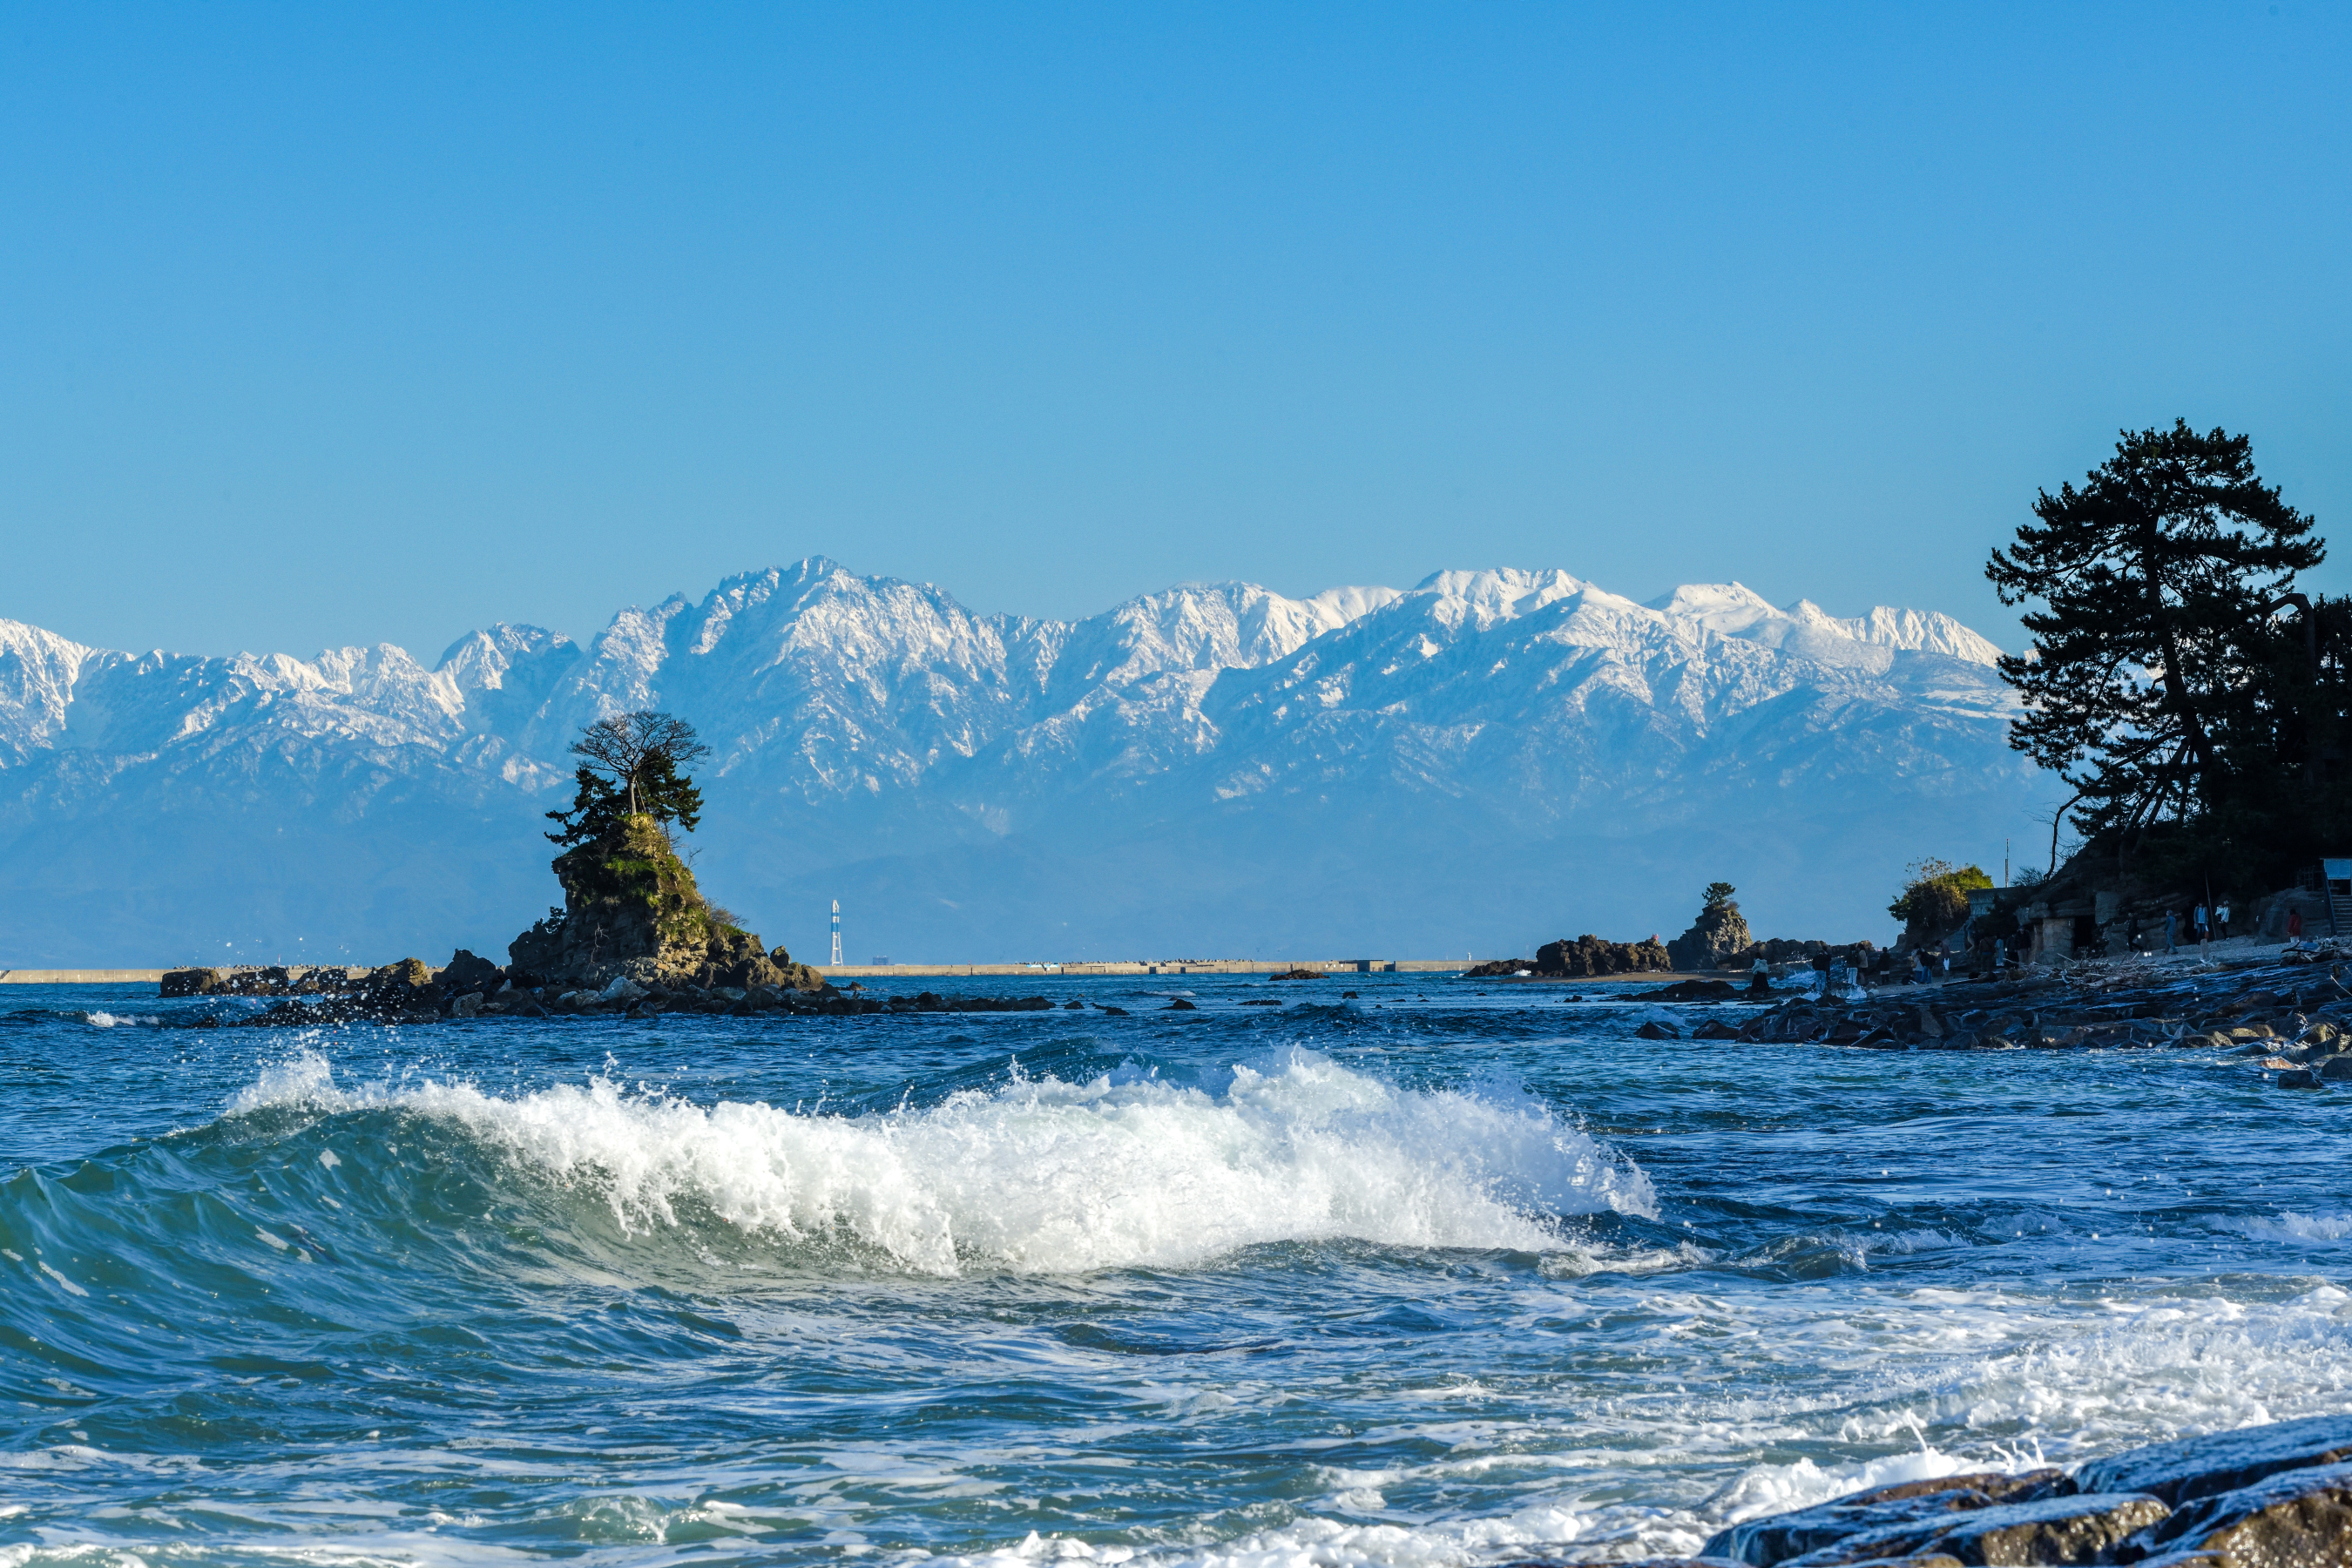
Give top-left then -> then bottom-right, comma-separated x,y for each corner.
3,975 -> 2349,1566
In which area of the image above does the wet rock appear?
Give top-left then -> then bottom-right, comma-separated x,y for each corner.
1064,999 -> 1085,1010
1704,1471 -> 2067,1565
449,992 -> 485,1018
2317,1056 -> 2352,1081
442,950 -> 503,994
1497,1559 -> 1749,1568
372,957 -> 436,994
1692,1018 -> 1740,1040
161,967 -> 228,997
1775,1492 -> 2165,1565
1654,979 -> 1744,1002
1635,1020 -> 1680,1039
2074,1414 -> 2352,1507
1166,997 -> 1198,1010
2277,1069 -> 2322,1088
2132,1458 -> 2352,1564
1497,1558 -> 1747,1568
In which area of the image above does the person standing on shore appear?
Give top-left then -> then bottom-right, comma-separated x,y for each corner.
2165,910 -> 2177,954
2193,903 -> 2208,947
2216,899 -> 2231,939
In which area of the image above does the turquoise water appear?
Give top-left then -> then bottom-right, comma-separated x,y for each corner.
3,977 -> 2350,1565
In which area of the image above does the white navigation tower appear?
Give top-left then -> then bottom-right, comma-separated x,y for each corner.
829,899 -> 841,966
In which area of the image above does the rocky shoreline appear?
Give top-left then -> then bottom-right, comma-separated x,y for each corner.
1498,1411 -> 2352,1565
159,958 -> 1062,1024
1635,949 -> 2352,1082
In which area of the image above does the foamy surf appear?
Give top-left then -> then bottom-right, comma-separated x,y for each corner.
227,1047 -> 1655,1274
13,970 -> 2350,1567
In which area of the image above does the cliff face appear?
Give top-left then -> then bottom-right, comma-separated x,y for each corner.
507,815 -> 823,991
1668,900 -> 1754,970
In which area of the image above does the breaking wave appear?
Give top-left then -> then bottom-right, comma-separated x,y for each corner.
226,1046 -> 1655,1274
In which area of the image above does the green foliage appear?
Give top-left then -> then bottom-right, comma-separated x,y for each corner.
545,712 -> 708,846
1702,881 -> 1737,909
1889,860 -> 1993,937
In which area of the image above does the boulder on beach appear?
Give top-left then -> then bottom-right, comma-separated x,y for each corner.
440,950 -> 502,994
160,967 -> 227,997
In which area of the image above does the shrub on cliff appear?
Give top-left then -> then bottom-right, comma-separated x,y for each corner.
1889,859 -> 1992,945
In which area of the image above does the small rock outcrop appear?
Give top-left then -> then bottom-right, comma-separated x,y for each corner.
1667,883 -> 1754,971
1464,934 -> 1673,978
1538,934 -> 1673,976
504,814 -> 822,992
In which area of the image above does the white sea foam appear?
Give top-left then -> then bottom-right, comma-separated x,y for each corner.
2235,1210 -> 2352,1242
229,1049 -> 1654,1274
81,1011 -> 159,1028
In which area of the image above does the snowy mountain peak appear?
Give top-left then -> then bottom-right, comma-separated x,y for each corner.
0,559 -> 2047,964
1409,568 -> 1603,628
1649,583 -> 2003,666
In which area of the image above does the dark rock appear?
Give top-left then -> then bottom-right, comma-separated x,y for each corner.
1703,1471 -> 2066,1565
1841,1472 -> 2068,1509
1064,999 -> 1085,1010
1776,1492 -> 2165,1565
1540,934 -> 1674,977
1691,1018 -> 1740,1040
1635,1020 -> 1680,1039
371,958 -> 436,994
442,950 -> 503,994
1653,979 -> 1744,1003
1272,968 -> 1324,980
161,968 -> 227,997
1166,997 -> 1197,1010
2074,1414 -> 2352,1507
2134,1458 -> 2352,1564
1099,1005 -> 1128,1016
450,991 -> 485,1018
1495,1559 -> 1749,1568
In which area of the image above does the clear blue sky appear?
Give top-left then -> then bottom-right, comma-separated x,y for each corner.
3,3 -> 2347,661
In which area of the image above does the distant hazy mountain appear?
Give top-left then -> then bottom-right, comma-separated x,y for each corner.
0,558 -> 2059,966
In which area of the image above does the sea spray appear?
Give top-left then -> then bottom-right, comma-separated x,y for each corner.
8,973 -> 2352,1565
225,1045 -> 1656,1274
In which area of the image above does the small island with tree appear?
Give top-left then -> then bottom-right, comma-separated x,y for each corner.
162,711 -> 1060,1022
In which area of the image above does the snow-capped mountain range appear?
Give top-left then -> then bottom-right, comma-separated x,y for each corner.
0,559 -> 2055,965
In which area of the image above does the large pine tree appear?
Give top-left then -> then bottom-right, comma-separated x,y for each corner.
1986,421 -> 2322,849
